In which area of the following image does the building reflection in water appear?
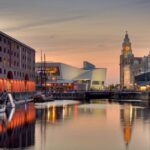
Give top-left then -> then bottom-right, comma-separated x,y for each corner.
35,101 -> 150,150
0,103 -> 36,149
37,103 -> 101,124
36,104 -> 79,124
0,100 -> 150,150
35,103 -> 79,150
120,104 -> 136,148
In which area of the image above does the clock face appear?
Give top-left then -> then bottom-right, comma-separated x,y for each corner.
125,46 -> 130,51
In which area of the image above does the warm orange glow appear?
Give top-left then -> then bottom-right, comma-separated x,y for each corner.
124,126 -> 131,145
0,78 -> 35,92
0,103 -> 35,133
52,106 -> 56,123
52,77 -> 57,81
0,79 -> 3,91
140,86 -> 147,91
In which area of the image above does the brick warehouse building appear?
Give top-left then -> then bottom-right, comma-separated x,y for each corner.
0,32 -> 35,93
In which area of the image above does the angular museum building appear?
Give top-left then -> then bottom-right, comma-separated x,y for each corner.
0,32 -> 35,93
36,61 -> 107,91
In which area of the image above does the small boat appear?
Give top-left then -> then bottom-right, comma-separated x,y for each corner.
0,105 -> 6,113
34,93 -> 54,103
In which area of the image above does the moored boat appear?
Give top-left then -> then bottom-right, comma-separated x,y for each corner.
34,92 -> 54,103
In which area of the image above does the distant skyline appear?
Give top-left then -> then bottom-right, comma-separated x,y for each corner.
1,0 -> 150,84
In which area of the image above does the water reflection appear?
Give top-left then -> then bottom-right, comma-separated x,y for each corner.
120,104 -> 135,147
0,100 -> 150,150
36,103 -> 79,124
0,103 -> 35,149
35,101 -> 150,150
35,102 -> 79,150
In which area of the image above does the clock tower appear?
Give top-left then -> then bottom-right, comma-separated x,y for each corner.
120,32 -> 134,89
122,31 -> 132,57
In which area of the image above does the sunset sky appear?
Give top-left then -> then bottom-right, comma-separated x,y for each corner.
1,0 -> 150,84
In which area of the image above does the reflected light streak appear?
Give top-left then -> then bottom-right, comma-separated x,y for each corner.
63,105 -> 67,120
74,104 -> 78,118
130,105 -> 133,123
52,106 -> 56,123
0,103 -> 35,133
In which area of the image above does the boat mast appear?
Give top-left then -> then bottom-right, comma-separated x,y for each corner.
41,50 -> 43,91
44,53 -> 47,95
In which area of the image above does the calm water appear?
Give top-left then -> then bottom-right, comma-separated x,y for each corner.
0,100 -> 150,150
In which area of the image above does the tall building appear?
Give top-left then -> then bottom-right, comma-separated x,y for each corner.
120,32 -> 150,89
120,32 -> 134,89
0,31 -> 35,93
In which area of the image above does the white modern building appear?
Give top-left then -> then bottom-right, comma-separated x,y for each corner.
36,61 -> 107,91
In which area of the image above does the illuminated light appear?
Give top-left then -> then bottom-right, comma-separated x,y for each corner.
0,78 -> 35,92
68,83 -> 72,87
47,67 -> 60,76
140,86 -> 147,91
52,77 -> 56,81
47,109 -> 51,121
63,83 -> 67,86
62,105 -> 67,120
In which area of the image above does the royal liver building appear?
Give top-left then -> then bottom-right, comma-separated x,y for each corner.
120,32 -> 150,89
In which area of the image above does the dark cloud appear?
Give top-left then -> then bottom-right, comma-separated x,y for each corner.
2,15 -> 87,32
